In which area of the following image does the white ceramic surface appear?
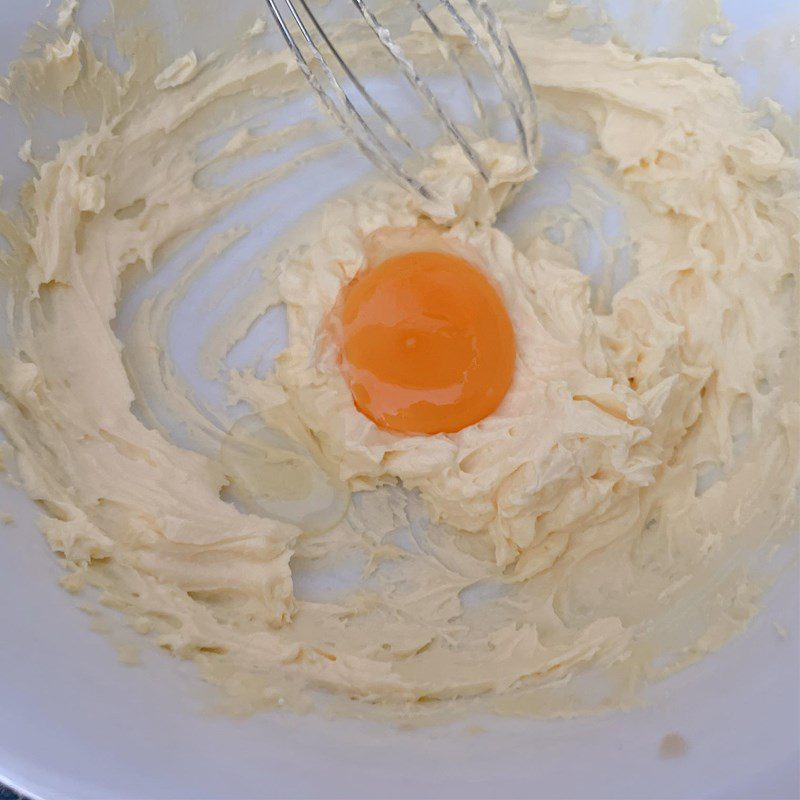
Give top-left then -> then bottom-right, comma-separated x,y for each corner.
0,2 -> 798,798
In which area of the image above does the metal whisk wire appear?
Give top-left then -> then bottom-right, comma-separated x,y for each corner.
264,0 -> 538,202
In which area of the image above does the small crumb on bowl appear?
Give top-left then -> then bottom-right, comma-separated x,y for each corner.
116,643 -> 141,666
773,621 -> 788,640
659,733 -> 689,759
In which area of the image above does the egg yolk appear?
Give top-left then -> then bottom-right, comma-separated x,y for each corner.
336,250 -> 516,435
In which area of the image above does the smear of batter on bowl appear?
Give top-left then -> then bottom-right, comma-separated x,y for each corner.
0,0 -> 797,720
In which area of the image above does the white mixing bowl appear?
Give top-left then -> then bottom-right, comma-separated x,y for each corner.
0,1 -> 797,798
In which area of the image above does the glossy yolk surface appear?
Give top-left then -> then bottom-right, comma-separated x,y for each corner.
336,250 -> 516,435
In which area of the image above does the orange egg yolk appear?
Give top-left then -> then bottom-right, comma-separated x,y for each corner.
335,250 -> 516,435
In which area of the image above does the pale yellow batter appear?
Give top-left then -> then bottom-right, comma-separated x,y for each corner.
0,2 -> 797,718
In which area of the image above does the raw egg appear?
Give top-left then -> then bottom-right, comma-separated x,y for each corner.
335,250 -> 516,435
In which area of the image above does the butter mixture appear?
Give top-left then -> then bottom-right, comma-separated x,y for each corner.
0,2 -> 797,717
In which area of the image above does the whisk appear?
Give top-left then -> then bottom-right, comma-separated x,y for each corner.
264,0 -> 538,202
